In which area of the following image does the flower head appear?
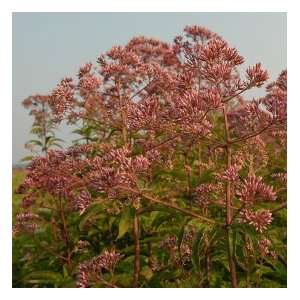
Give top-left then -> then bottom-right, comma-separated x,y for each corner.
240,209 -> 273,233
246,63 -> 269,87
237,175 -> 276,204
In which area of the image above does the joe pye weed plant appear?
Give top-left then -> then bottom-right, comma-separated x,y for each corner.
13,25 -> 287,288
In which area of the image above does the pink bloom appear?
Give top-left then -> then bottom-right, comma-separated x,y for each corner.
237,175 -> 276,203
21,194 -> 35,208
74,190 -> 91,214
246,63 -> 269,87
76,263 -> 89,288
132,155 -> 150,173
78,63 -> 92,78
50,78 -> 75,120
258,238 -> 272,256
13,212 -> 38,235
79,74 -> 101,92
76,249 -> 122,288
194,183 -> 222,208
219,164 -> 240,182
184,25 -> 215,41
240,209 -> 273,233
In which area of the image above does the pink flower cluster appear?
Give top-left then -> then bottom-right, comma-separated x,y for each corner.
258,238 -> 272,256
237,175 -> 276,204
262,70 -> 287,124
219,164 -> 240,182
194,183 -> 223,208
239,209 -> 273,233
184,25 -> 216,42
76,249 -> 121,288
13,212 -> 38,235
127,96 -> 161,131
246,63 -> 269,87
160,228 -> 195,265
271,172 -> 287,184
50,78 -> 75,121
87,146 -> 151,199
73,190 -> 91,214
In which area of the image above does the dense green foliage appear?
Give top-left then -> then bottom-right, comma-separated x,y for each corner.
12,136 -> 286,288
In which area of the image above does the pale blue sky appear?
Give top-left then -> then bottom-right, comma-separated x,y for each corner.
12,12 -> 287,163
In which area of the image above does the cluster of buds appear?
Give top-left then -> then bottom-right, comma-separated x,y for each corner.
257,238 -> 272,257
239,209 -> 273,233
160,228 -> 195,266
78,63 -> 101,96
262,70 -> 287,124
237,175 -> 276,204
50,78 -> 75,121
228,100 -> 272,137
79,74 -> 101,93
86,146 -> 151,200
271,172 -> 287,185
127,96 -> 161,131
76,249 -> 122,288
246,63 -> 269,87
16,148 -> 91,212
218,164 -> 241,182
73,190 -> 91,214
194,183 -> 223,208
21,194 -> 35,209
183,25 -> 216,42
13,212 -> 39,236
127,36 -> 177,66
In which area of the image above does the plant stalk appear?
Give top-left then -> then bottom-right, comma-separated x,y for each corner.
133,211 -> 141,287
223,105 -> 238,288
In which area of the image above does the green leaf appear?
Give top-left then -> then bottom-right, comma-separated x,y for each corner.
117,206 -> 135,240
151,213 -> 175,229
191,225 -> 207,272
177,217 -> 192,254
141,266 -> 153,281
49,142 -> 63,149
27,139 -> 43,147
149,269 -> 182,287
20,155 -> 34,162
37,208 -> 52,221
79,202 -> 105,231
23,271 -> 63,286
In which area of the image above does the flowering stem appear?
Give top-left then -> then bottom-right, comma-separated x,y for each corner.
271,202 -> 287,213
223,105 -> 238,288
116,78 -> 128,146
58,197 -> 72,270
229,123 -> 284,146
117,185 -> 218,225
222,87 -> 250,104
